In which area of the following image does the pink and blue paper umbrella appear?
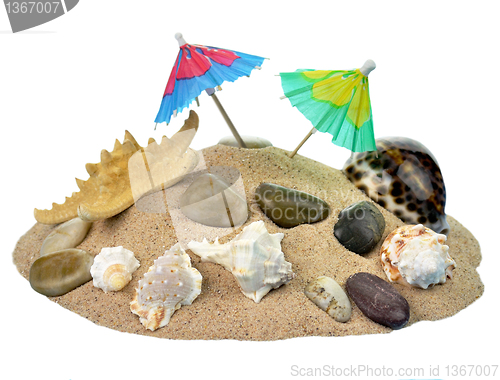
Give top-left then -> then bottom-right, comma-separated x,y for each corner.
155,33 -> 265,147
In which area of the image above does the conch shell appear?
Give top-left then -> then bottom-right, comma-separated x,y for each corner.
380,224 -> 456,289
34,111 -> 199,224
130,243 -> 202,331
188,220 -> 295,303
90,246 -> 140,292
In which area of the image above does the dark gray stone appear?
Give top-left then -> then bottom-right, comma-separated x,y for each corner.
346,272 -> 410,330
255,183 -> 330,228
334,201 -> 385,254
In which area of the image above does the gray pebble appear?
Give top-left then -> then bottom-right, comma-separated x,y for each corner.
334,201 -> 385,254
255,183 -> 330,228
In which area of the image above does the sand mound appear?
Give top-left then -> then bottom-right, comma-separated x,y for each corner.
12,145 -> 484,340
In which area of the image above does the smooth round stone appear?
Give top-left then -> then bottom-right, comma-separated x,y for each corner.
40,217 -> 92,256
218,135 -> 273,149
346,272 -> 410,330
180,173 -> 248,228
304,276 -> 351,322
334,201 -> 385,254
29,249 -> 94,297
255,183 -> 330,228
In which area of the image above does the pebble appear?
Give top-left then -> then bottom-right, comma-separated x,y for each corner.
304,276 -> 351,322
40,217 -> 92,256
346,272 -> 410,330
255,183 -> 330,228
180,173 -> 248,227
334,201 -> 385,254
29,249 -> 94,297
218,135 -> 273,149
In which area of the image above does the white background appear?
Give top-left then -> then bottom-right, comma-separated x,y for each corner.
1,1 -> 499,379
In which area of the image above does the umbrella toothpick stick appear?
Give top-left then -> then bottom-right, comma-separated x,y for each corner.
289,127 -> 317,158
206,87 -> 247,148
154,33 -> 264,146
280,59 -> 378,159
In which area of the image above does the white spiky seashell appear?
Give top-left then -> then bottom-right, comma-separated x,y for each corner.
130,243 -> 202,331
188,220 -> 295,303
90,246 -> 140,292
380,224 -> 456,289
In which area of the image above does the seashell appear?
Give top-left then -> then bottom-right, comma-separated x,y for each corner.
128,110 -> 200,202
130,243 -> 202,331
29,249 -> 94,297
304,276 -> 352,322
343,137 -> 449,235
90,246 -> 140,292
188,220 -> 295,303
380,224 -> 456,289
40,217 -> 92,256
34,111 -> 199,224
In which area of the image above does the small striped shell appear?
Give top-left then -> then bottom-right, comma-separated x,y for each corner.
380,224 -> 456,289
343,137 -> 449,235
129,243 -> 202,331
90,246 -> 140,292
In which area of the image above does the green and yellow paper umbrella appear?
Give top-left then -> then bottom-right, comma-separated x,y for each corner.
280,60 -> 377,158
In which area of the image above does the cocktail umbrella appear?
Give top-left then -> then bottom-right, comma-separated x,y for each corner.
155,33 -> 266,148
280,60 -> 377,158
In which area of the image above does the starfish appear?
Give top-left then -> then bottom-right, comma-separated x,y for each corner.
35,111 -> 199,224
